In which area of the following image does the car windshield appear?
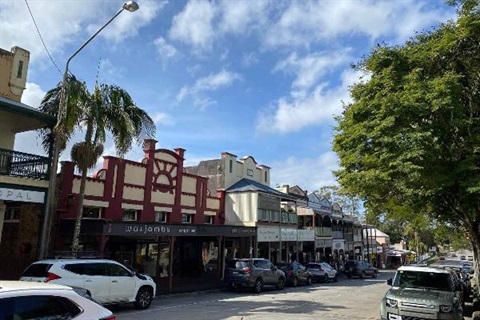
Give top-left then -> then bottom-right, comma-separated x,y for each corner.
393,270 -> 453,291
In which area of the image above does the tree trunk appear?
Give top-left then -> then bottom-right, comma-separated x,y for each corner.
467,221 -> 480,297
71,121 -> 94,256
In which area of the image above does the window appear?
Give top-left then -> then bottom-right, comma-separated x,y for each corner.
123,210 -> 137,221
264,171 -> 268,182
155,211 -> 168,222
4,207 -> 20,222
229,159 -> 233,173
182,213 -> 193,223
82,263 -> 107,276
204,216 -> 214,224
82,207 -> 101,218
17,60 -> 24,78
0,295 -> 81,319
107,263 -> 131,277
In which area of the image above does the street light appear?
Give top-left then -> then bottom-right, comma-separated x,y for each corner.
38,1 -> 139,259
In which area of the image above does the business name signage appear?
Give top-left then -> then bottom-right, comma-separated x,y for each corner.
104,223 -> 256,237
257,226 -> 279,242
281,228 -> 298,241
0,187 -> 45,203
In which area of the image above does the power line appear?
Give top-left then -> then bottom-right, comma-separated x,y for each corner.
24,0 -> 62,74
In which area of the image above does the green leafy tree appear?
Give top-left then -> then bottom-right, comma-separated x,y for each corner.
333,1 -> 480,281
39,75 -> 155,253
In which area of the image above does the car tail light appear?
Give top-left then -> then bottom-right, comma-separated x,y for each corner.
242,267 -> 252,273
45,272 -> 61,282
100,316 -> 116,320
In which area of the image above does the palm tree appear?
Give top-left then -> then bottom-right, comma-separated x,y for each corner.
39,74 -> 156,254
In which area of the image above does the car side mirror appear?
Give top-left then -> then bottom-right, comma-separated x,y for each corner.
387,278 -> 392,286
271,265 -> 277,271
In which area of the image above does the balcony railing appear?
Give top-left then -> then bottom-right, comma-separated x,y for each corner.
0,148 -> 50,180
315,227 -> 332,237
332,231 -> 344,239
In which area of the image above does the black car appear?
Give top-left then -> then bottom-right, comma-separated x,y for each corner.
224,258 -> 286,293
344,260 -> 378,279
276,261 -> 312,286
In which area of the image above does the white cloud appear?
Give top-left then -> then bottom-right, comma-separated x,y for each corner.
153,37 -> 178,68
89,0 -> 167,44
256,69 -> 360,134
22,82 -> 47,108
274,51 -> 352,93
218,0 -> 270,34
151,112 -> 174,126
263,0 -> 455,48
271,151 -> 339,192
0,0 -> 164,64
169,0 -> 217,51
176,69 -> 241,104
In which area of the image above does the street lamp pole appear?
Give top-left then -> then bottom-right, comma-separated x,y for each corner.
38,1 -> 139,259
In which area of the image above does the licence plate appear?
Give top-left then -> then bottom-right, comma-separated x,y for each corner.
388,314 -> 402,320
232,271 -> 239,275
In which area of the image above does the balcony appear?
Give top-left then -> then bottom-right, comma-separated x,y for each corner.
315,227 -> 332,237
0,148 -> 50,180
332,231 -> 344,239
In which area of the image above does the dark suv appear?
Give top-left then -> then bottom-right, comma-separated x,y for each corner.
224,258 -> 286,293
344,260 -> 378,279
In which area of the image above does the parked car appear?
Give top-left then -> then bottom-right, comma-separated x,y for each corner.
0,280 -> 115,320
224,258 -> 286,293
277,261 -> 312,286
306,262 -> 338,283
380,265 -> 464,320
20,259 -> 156,309
344,260 -> 378,279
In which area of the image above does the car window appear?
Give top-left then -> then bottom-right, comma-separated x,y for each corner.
107,263 -> 132,277
306,263 -> 321,269
63,263 -> 86,275
22,263 -> 52,278
0,295 -> 81,320
226,260 -> 248,269
82,263 -> 107,276
253,260 -> 265,268
321,263 -> 331,270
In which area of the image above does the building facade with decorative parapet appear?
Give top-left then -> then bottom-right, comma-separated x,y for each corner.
53,139 -> 255,294
0,46 -> 55,279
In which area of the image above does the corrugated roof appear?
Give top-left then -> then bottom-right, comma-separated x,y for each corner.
226,178 -> 295,199
0,96 -> 55,125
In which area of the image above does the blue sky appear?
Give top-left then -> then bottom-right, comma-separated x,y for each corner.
1,0 -> 457,192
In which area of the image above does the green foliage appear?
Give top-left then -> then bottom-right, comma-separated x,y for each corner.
333,1 -> 480,252
38,74 -> 156,167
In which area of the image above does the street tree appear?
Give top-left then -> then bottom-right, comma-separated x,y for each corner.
333,0 -> 480,281
39,75 -> 156,254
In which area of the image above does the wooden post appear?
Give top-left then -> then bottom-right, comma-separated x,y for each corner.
168,236 -> 176,292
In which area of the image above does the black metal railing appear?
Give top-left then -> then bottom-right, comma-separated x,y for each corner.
0,148 -> 50,180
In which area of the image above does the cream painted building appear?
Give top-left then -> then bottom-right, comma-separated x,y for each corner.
0,46 -> 55,273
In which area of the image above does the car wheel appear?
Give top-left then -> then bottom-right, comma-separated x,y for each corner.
254,279 -> 263,293
276,277 -> 285,290
227,283 -> 237,292
360,271 -> 366,279
306,276 -> 312,286
333,275 -> 338,283
134,286 -> 153,310
293,277 -> 298,287
324,275 -> 329,283
372,272 -> 377,279
347,274 -> 352,279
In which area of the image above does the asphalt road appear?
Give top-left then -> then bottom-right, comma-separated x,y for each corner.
112,270 -> 396,320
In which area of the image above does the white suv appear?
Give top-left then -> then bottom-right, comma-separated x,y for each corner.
20,259 -> 156,309
0,281 -> 115,319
